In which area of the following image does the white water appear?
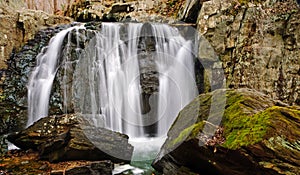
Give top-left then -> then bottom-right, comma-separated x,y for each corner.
27,23 -> 198,140
27,26 -> 84,127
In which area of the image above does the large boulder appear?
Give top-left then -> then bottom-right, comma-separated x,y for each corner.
0,149 -> 113,175
152,88 -> 300,175
7,113 -> 133,163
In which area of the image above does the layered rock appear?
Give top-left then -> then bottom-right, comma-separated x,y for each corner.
0,1 -> 72,92
1,149 -> 113,175
65,0 -> 185,22
152,88 -> 300,174
23,0 -> 76,15
7,113 -> 133,163
50,161 -> 113,175
181,0 -> 299,105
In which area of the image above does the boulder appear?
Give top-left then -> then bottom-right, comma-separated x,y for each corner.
152,88 -> 300,175
7,113 -> 133,163
50,160 -> 113,175
0,149 -> 113,175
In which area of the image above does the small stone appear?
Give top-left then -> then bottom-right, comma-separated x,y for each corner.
50,170 -> 64,175
21,161 -> 29,164
39,164 -> 48,170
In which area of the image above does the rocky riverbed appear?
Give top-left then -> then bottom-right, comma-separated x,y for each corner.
0,0 -> 299,175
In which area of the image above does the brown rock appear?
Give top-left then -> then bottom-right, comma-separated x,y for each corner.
7,113 -> 133,163
193,0 -> 299,105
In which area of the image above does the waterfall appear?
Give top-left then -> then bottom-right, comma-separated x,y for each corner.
27,22 -> 198,139
27,26 -> 84,127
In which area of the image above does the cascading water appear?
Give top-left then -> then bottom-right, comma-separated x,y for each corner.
27,22 -> 198,145
27,26 -> 84,127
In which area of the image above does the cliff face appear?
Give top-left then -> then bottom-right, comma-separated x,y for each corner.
64,0 -> 300,105
24,0 -> 76,14
0,1 -> 72,91
180,0 -> 299,105
64,0 -> 185,22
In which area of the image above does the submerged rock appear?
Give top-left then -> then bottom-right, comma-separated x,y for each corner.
7,113 -> 133,163
152,88 -> 300,175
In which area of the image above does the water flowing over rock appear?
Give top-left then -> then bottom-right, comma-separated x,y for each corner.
178,0 -> 203,23
27,25 -> 85,127
0,2 -> 73,136
152,88 -> 300,175
0,24 -> 74,135
0,1 -> 72,72
7,113 -> 133,163
27,22 -> 198,139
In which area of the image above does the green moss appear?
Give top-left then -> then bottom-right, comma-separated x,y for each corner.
222,105 -> 300,149
169,122 -> 205,147
0,94 -> 5,102
222,93 -> 272,149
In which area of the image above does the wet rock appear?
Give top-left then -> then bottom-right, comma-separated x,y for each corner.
0,2 -> 73,136
7,113 -> 133,163
178,0 -> 202,23
0,24 -> 73,135
110,3 -> 134,13
0,101 -> 27,135
153,88 -> 300,175
136,23 -> 160,136
0,134 -> 8,156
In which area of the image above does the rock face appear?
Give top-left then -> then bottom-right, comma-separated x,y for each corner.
24,0 -> 76,15
65,0 -> 185,22
152,88 -> 300,175
0,1 -> 72,91
7,113 -> 133,163
182,0 -> 300,105
0,24 -> 74,136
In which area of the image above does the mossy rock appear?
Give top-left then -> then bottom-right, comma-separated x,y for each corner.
153,88 -> 300,175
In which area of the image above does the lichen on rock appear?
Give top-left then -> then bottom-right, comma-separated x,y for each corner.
153,88 -> 300,175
